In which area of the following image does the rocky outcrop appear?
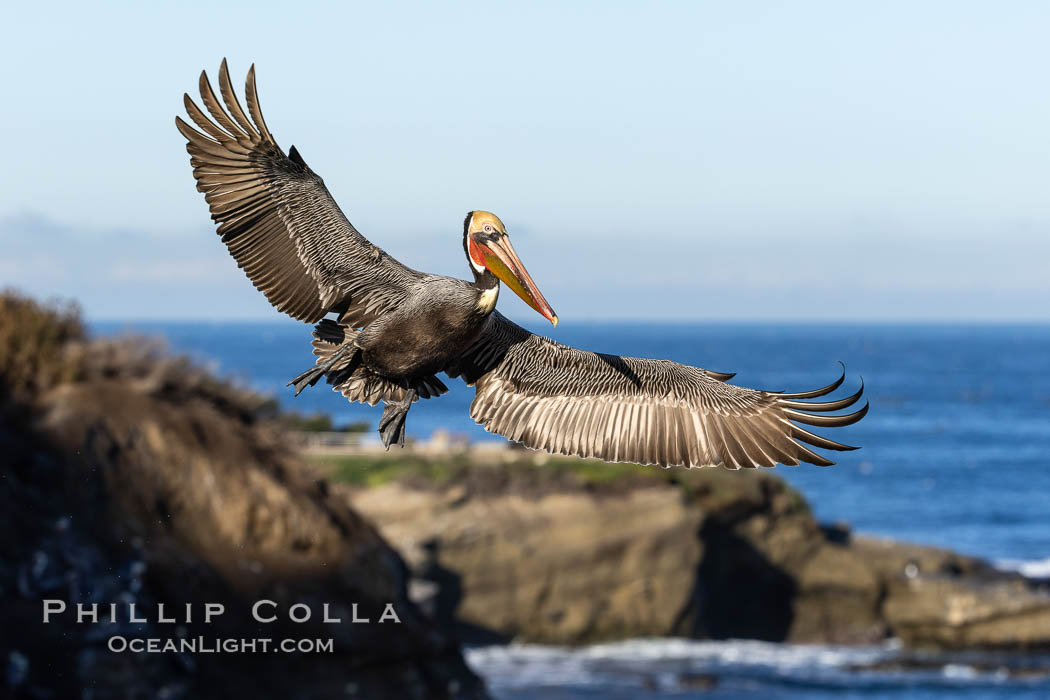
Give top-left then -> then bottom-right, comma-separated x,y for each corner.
882,563 -> 1050,650
0,293 -> 486,700
355,481 -> 704,643
348,464 -> 1050,650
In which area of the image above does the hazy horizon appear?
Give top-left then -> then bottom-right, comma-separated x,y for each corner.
4,2 -> 1050,323
88,313 -> 1050,326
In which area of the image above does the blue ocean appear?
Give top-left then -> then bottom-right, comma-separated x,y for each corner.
91,319 -> 1050,699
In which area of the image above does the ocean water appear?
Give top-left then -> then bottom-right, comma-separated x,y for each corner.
464,639 -> 1050,699
91,319 -> 1050,698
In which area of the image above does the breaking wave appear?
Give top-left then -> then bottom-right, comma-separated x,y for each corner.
466,638 -> 1050,699
995,557 -> 1050,579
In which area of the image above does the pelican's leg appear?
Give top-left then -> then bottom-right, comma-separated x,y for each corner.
378,389 -> 415,449
287,345 -> 353,396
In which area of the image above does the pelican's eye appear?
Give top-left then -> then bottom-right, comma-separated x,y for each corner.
483,224 -> 494,233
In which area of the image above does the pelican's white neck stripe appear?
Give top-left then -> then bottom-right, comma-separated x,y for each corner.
477,284 -> 499,313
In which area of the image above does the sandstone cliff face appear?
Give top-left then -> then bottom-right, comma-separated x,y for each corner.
354,482 -> 704,643
0,294 -> 486,700
348,465 -> 1050,650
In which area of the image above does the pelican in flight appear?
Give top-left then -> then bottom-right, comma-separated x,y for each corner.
175,61 -> 867,469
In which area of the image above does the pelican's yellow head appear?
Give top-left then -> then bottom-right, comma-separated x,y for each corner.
462,210 -> 558,326
465,210 -> 508,237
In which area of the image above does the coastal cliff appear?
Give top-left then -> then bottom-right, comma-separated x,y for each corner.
5,289 -> 1049,700
0,293 -> 486,699
339,455 -> 1050,650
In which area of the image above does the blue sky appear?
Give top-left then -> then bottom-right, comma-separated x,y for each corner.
2,1 -> 1049,321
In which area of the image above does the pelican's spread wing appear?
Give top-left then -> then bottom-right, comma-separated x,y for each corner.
176,60 -> 420,324
450,312 -> 867,469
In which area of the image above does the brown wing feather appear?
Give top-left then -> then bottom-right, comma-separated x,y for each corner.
175,59 -> 421,324
448,312 -> 867,469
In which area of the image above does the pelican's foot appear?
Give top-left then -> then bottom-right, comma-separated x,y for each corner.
377,390 -> 415,449
287,345 -> 352,396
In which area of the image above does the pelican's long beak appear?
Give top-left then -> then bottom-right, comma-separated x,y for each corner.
480,235 -> 558,326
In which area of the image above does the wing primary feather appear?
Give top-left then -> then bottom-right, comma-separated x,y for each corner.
777,363 -> 846,399
218,58 -> 259,138
780,380 -> 864,412
245,64 -> 274,143
182,95 -> 248,149
784,402 -> 869,428
174,116 -> 214,147
783,430 -> 838,467
789,423 -> 859,451
198,69 -> 250,142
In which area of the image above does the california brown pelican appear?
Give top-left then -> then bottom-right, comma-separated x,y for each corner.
175,60 -> 867,469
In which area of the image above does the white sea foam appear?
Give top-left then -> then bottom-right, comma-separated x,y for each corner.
465,638 -> 897,694
465,638 -> 1048,698
994,557 -> 1050,579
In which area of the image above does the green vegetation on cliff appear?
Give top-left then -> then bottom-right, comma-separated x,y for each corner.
311,450 -> 812,519
313,451 -> 656,489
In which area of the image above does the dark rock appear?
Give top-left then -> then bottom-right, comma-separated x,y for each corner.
0,292 -> 487,700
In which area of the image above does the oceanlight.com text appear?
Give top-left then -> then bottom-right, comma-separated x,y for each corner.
107,636 -> 335,654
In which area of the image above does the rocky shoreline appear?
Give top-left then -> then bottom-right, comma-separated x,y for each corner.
4,290 -> 1050,699
343,458 -> 1050,651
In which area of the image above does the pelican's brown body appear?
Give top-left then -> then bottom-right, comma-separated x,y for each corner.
176,60 -> 867,466
354,275 -> 491,378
